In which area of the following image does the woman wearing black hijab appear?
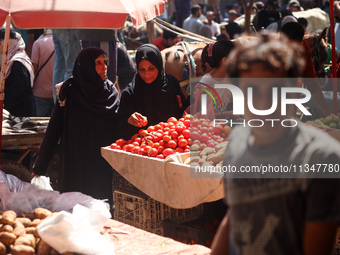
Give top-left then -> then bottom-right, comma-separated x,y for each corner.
32,47 -> 120,207
118,44 -> 186,140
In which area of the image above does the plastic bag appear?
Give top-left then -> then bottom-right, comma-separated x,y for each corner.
31,176 -> 53,191
37,204 -> 115,255
1,170 -> 111,217
0,170 -> 29,210
50,192 -> 111,219
6,185 -> 60,215
0,170 -> 28,193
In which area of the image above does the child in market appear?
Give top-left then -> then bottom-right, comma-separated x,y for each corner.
210,32 -> 340,255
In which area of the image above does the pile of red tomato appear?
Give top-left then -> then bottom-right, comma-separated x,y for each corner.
110,115 -> 191,159
110,115 -> 231,159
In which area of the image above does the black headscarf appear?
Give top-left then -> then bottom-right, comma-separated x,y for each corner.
134,44 -> 167,90
59,47 -> 119,117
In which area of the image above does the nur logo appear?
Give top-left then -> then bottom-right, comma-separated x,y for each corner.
200,84 -> 312,116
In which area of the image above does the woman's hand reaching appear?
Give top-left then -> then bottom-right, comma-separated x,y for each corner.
128,112 -> 148,127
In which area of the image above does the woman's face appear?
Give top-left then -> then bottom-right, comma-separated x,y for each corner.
138,59 -> 158,84
95,54 -> 107,80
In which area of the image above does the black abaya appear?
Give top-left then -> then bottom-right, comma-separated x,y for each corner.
33,48 -> 120,206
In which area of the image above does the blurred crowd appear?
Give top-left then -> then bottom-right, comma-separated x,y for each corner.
0,0 -> 337,119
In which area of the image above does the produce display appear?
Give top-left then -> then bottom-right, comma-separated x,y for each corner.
306,113 -> 340,129
0,209 -> 73,255
110,115 -> 231,163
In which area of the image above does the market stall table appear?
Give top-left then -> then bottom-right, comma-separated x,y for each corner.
105,219 -> 211,255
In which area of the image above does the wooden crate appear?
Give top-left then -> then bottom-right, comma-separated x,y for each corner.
112,170 -> 148,199
113,190 -> 203,235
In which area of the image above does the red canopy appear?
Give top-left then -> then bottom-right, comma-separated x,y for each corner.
0,0 -> 165,29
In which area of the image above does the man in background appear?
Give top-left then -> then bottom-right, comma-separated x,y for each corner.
183,5 -> 204,41
206,11 -> 221,37
152,29 -> 180,51
31,29 -> 55,117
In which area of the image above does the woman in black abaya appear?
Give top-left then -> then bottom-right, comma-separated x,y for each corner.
118,44 -> 186,140
33,47 -> 120,207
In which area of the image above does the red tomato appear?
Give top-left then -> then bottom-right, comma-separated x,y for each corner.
132,146 -> 140,154
167,117 -> 178,124
132,141 -> 139,147
148,148 -> 158,157
200,133 -> 210,144
124,144 -> 134,152
110,143 -> 121,150
115,139 -> 127,147
175,124 -> 185,134
147,126 -> 155,133
167,140 -> 177,149
146,135 -> 154,142
184,119 -> 190,127
201,127 -> 209,134
138,147 -> 146,156
177,135 -> 184,140
154,132 -> 163,142
152,143 -> 160,149
182,129 -> 190,139
190,131 -> 200,141
175,147 -> 184,153
163,135 -> 171,143
171,131 -> 179,139
162,148 -> 174,157
158,145 -> 165,154
145,145 -> 152,152
178,139 -> 188,148
212,125 -> 224,135
159,140 -> 165,147
154,124 -> 162,130
134,137 -> 142,144
186,138 -> 191,145
139,129 -> 147,137
141,117 -> 148,126
156,154 -> 165,159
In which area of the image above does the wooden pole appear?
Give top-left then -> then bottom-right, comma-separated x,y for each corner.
147,21 -> 156,44
0,14 -> 12,167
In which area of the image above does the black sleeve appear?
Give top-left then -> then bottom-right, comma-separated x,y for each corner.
117,86 -> 139,140
167,74 -> 187,118
32,103 -> 64,175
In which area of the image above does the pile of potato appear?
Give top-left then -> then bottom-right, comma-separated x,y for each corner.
0,208 -> 73,255
185,141 -> 228,168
